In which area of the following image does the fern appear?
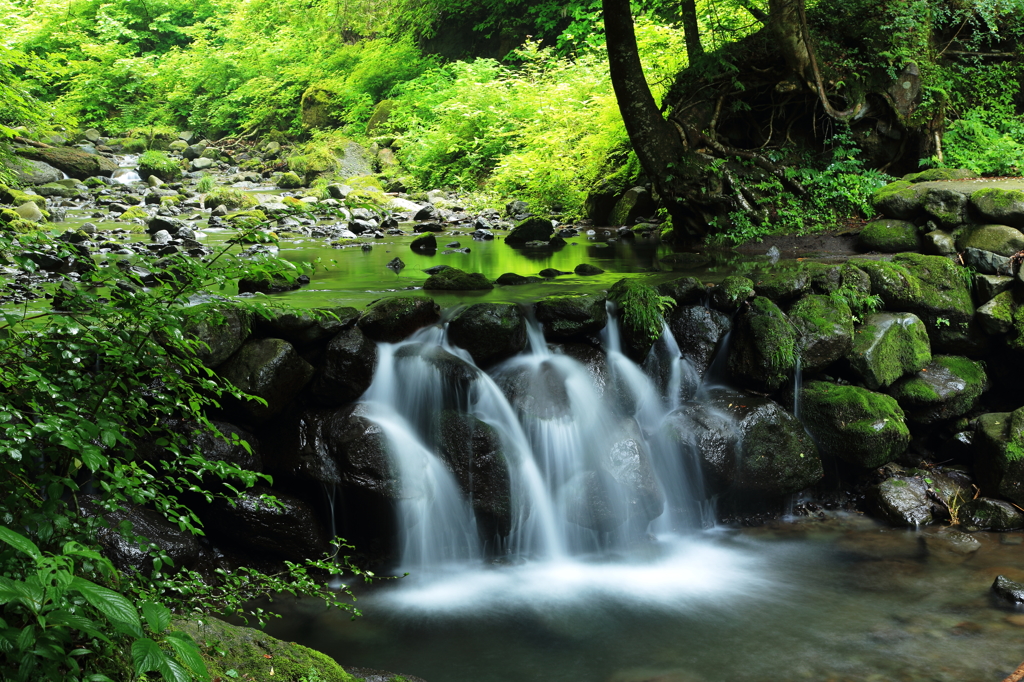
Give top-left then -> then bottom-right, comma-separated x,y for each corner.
609,279 -> 676,341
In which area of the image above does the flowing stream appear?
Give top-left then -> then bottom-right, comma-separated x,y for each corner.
264,312 -> 1024,681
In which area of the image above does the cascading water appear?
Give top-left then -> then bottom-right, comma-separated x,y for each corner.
357,308 -> 718,572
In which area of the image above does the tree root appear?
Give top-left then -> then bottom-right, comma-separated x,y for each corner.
1003,660 -> 1024,682
12,136 -> 52,149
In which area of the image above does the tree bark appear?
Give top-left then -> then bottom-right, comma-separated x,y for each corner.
768,0 -> 812,85
680,0 -> 704,62
601,0 -> 686,196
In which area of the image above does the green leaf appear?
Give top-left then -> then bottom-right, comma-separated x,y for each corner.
164,631 -> 211,682
132,637 -> 167,675
0,527 -> 42,561
70,577 -> 141,628
141,601 -> 172,633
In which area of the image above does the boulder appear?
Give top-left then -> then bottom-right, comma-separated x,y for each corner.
358,296 -> 440,343
922,229 -> 956,256
963,497 -> 1024,531
974,409 -> 1024,506
602,419 -> 665,524
321,403 -> 399,498
656,276 -> 706,305
201,485 -> 328,560
563,471 -> 631,532
922,186 -> 968,228
750,266 -> 812,302
858,218 -> 921,252
956,223 -> 1024,256
410,233 -> 436,252
533,293 -> 608,341
993,575 -> 1024,606
15,202 -> 43,222
869,180 -> 927,220
185,306 -> 253,369
16,146 -> 118,179
87,499 -> 202,575
11,158 -> 63,185
970,187 -> 1024,228
447,303 -> 527,367
217,338 -> 315,419
495,272 -> 543,286
277,171 -> 302,189
920,527 -> 981,561
667,305 -> 731,379
505,216 -> 553,245
664,390 -> 821,499
438,411 -> 512,538
963,246 -> 1012,276
254,306 -> 359,347
727,296 -> 797,391
903,168 -> 976,182
574,263 -> 604,276
975,274 -> 1014,303
848,312 -> 932,389
190,420 -> 262,473
799,381 -> 910,467
309,326 -> 378,406
708,275 -> 754,312
788,294 -> 854,372
138,151 -> 183,182
888,355 -> 988,424
869,476 -> 933,526
609,186 -> 655,226
393,344 -> 481,404
423,267 -> 494,290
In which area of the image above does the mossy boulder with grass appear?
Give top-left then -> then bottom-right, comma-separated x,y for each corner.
955,223 -> 1024,257
137,150 -> 182,182
788,294 -> 854,372
410,233 -> 437,252
800,381 -> 910,468
224,210 -> 268,230
423,267 -> 494,291
750,266 -> 812,303
973,409 -> 1024,506
709,275 -> 755,312
978,289 -> 1016,335
848,312 -> 932,389
971,187 -> 1024,228
16,146 -> 118,179
534,293 -> 608,341
728,296 -> 797,392
278,171 -> 303,189
858,218 -> 921,252
903,168 -> 976,183
505,217 -> 554,245
118,206 -> 149,221
888,355 -> 988,424
0,185 -> 46,210
204,187 -> 259,210
869,180 -> 928,220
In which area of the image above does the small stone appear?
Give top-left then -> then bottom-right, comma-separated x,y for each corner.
993,575 -> 1024,605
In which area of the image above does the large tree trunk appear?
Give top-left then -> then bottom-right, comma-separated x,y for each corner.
768,0 -> 812,85
680,0 -> 704,63
601,0 -> 687,201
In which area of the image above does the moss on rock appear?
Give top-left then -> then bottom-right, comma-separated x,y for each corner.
869,180 -> 927,220
858,218 -> 921,252
205,187 -> 259,210
902,168 -> 976,183
956,223 -> 1024,257
727,296 -> 797,391
970,187 -> 1024,228
0,185 -> 46,210
849,311 -> 932,389
788,294 -> 854,372
709,275 -> 755,312
138,150 -> 183,182
423,267 -> 494,291
800,381 -> 910,467
888,355 -> 988,424
278,171 -> 303,189
505,216 -> 554,245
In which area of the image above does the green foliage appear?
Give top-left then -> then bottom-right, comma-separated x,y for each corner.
196,172 -> 215,193
828,285 -> 883,322
0,222 -> 366,681
204,186 -> 258,210
609,278 -> 676,341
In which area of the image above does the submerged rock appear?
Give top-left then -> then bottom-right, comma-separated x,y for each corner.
993,575 -> 1024,606
423,267 -> 493,290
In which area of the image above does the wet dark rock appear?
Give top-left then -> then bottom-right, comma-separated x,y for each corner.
539,268 -> 569,278
992,575 -> 1024,606
217,338 -> 315,419
447,303 -> 527,367
963,246 -> 1012,276
186,306 -> 253,369
202,485 -> 328,560
254,306 -> 359,347
728,296 -> 797,391
423,267 -> 493,290
393,344 -> 480,403
888,355 -> 988,424
309,326 -> 377,407
574,263 -> 604,276
321,403 -> 399,497
963,497 -> 1024,530
495,272 -> 543,286
667,305 -> 731,379
603,419 -> 665,524
85,497 -> 202,575
505,216 -> 553,245
656,276 -> 706,305
413,204 -> 439,221
973,409 -> 1024,506
497,359 -> 573,420
800,381 -> 909,467
563,470 -> 632,532
438,411 -> 512,539
410,233 -> 436,252
869,476 -> 933,526
358,296 -> 440,343
534,293 -> 608,341
238,274 -> 303,294
147,215 -> 187,236
422,264 -> 452,275
413,221 -> 444,233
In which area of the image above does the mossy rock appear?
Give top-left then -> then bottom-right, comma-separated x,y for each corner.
358,296 -> 441,343
16,146 -> 118,179
118,206 -> 149,221
962,497 -> 1024,530
300,82 -> 341,129
727,296 -> 797,391
447,303 -> 527,367
505,216 -> 553,245
278,171 -> 303,189
810,262 -> 872,296
1009,303 -> 1024,353
858,218 -> 921,252
977,289 -> 1016,335
224,210 -> 268,227
955,223 -> 1024,257
410,233 -> 437,252
0,185 -> 46,210
205,187 -> 258,210
869,180 -> 928,220
709,275 -> 755,312
970,187 -> 1024,228
423,267 -> 494,291
849,312 -> 932,389
974,409 -> 1024,506
888,355 -> 988,424
533,293 -> 608,341
750,265 -> 812,302
902,168 -> 976,183
0,208 -> 20,225
800,381 -> 910,467
174,617 -> 413,682
788,294 -> 854,372
0,217 -> 36,233
138,150 -> 183,182
922,187 -> 968,228
366,99 -> 397,138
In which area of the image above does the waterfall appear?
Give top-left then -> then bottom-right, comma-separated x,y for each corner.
357,311 -> 715,571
